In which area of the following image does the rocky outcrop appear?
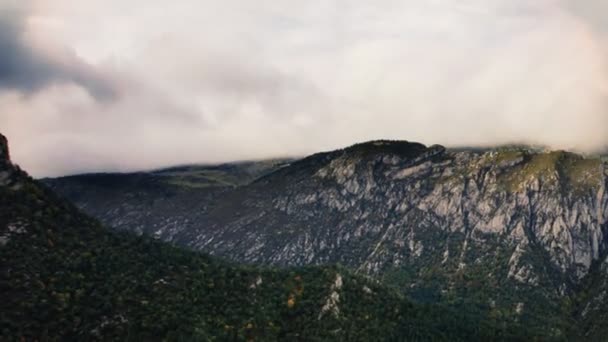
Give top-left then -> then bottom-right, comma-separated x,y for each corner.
319,273 -> 343,320
45,140 -> 608,324
0,133 -> 21,190
169,144 -> 607,295
0,133 -> 9,163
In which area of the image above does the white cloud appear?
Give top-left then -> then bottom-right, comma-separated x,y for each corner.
1,0 -> 607,176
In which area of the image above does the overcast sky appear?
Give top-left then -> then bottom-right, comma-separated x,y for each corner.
1,0 -> 607,177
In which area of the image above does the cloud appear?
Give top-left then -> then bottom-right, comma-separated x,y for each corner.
0,1 -> 117,100
1,0 -> 607,177
564,0 -> 608,33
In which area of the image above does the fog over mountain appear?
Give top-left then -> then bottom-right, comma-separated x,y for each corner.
1,0 -> 607,177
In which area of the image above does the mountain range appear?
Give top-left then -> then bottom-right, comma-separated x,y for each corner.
3,132 -> 608,340
3,134 -> 538,341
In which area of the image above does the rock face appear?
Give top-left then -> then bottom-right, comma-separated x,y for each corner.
183,142 -> 606,289
0,133 -> 20,189
7,134 -> 487,341
0,133 -> 8,162
45,140 -> 608,332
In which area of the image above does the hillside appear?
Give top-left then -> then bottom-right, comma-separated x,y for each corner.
1,134 -> 554,340
42,160 -> 290,239
44,139 -> 608,339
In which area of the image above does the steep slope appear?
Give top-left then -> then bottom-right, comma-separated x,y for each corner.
1,134 -> 541,341
199,142 -> 607,280
46,140 -> 608,338
572,254 -> 608,340
43,160 -> 290,239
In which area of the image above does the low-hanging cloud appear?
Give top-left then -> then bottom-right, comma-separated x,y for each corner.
1,0 -> 607,177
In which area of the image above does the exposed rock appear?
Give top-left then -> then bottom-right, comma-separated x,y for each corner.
249,276 -> 263,289
45,140 -> 608,318
319,274 -> 343,319
0,133 -> 9,162
515,302 -> 524,315
0,134 -> 21,189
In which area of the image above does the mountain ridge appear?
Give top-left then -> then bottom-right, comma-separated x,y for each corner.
5,132 -> 541,340
42,137 -> 608,339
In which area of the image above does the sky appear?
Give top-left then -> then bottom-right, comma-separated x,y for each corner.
0,0 -> 607,177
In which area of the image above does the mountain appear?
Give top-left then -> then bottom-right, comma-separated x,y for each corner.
572,253 -> 608,341
41,160 -> 291,239
4,134 -> 551,340
45,139 -> 608,339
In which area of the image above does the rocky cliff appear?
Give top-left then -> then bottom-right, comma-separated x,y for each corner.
173,142 -> 607,290
0,133 -> 8,161
0,133 -> 21,190
45,140 -> 608,337
6,134 -> 507,341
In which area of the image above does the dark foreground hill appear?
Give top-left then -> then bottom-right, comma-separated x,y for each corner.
1,134 -> 568,340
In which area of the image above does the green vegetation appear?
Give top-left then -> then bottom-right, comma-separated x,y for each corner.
498,151 -> 602,193
381,230 -> 573,340
7,136 -> 607,340
499,151 -> 564,191
2,164 -> 557,341
561,157 -> 602,190
44,159 -> 291,193
493,150 -> 524,165
435,148 -> 602,194
338,140 -> 433,161
159,168 -> 253,189
156,160 -> 291,189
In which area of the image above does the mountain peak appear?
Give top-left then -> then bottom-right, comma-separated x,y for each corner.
0,133 -> 20,189
0,133 -> 9,163
341,140 -> 443,159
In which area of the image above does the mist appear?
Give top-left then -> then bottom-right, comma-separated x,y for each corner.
1,0 -> 607,177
